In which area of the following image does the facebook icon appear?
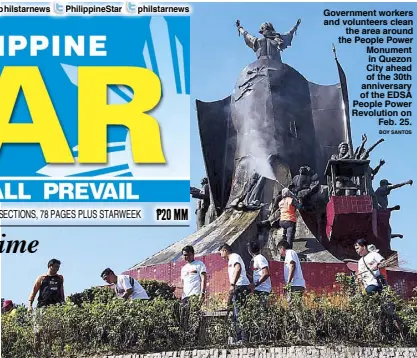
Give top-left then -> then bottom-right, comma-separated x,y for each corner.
126,2 -> 137,13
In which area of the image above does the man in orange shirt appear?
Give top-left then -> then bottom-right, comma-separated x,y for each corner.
28,259 -> 65,310
278,188 -> 302,249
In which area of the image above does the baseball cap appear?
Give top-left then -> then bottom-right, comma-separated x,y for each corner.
2,300 -> 13,308
380,179 -> 392,186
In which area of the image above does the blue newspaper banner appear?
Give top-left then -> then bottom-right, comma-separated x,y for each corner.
0,15 -> 190,203
0,179 -> 190,202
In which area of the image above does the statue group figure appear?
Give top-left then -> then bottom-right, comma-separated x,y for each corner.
289,166 -> 320,208
236,18 -> 301,61
330,134 -> 412,209
329,134 -> 413,243
192,18 -> 413,260
190,178 -> 210,230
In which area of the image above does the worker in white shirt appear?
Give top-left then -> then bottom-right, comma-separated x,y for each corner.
247,241 -> 271,308
180,245 -> 207,303
219,243 -> 250,343
277,240 -> 306,302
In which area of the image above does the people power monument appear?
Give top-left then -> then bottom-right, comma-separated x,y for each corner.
130,19 -> 417,299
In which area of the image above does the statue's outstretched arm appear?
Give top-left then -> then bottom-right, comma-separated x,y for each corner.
190,186 -> 209,200
371,159 -> 385,179
354,133 -> 367,159
236,20 -> 258,50
288,18 -> 302,35
388,179 -> 413,191
277,18 -> 301,51
360,138 -> 384,159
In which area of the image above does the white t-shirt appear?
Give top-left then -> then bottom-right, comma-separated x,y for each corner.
181,260 -> 207,298
228,253 -> 250,286
252,254 -> 272,293
115,275 -> 149,300
358,251 -> 384,287
284,249 -> 306,288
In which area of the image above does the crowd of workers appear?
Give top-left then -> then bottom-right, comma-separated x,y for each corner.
2,236 -> 392,344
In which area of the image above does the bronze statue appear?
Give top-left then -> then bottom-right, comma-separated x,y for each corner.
331,142 -> 352,160
370,159 -> 385,181
229,153 -> 279,211
236,18 -> 301,61
354,134 -> 384,160
290,166 -> 320,207
375,179 -> 413,209
190,177 -> 210,230
230,171 -> 266,210
367,158 -> 385,207
350,133 -> 386,206
354,134 -> 366,159
258,191 -> 283,228
329,142 -> 356,196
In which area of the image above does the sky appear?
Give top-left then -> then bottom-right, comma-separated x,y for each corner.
2,2 -> 417,305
